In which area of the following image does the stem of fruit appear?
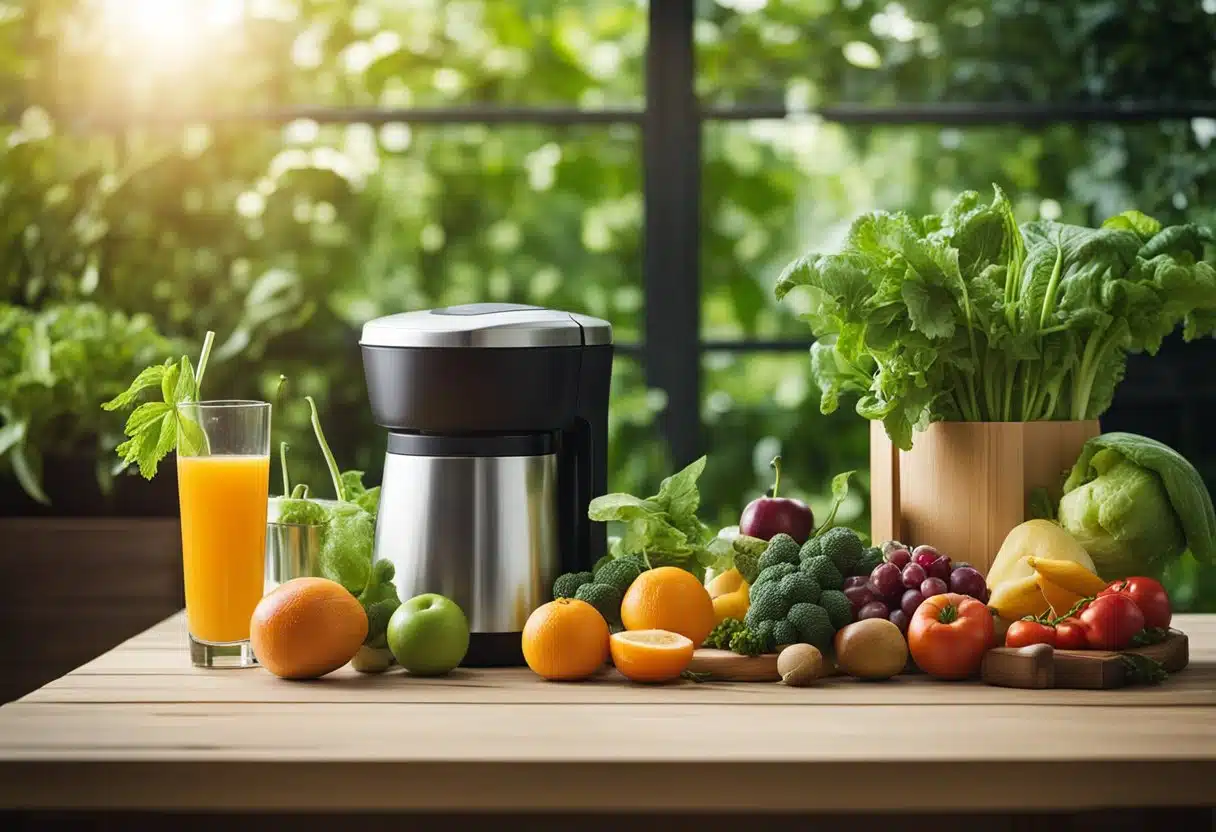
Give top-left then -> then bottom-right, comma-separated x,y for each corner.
769,455 -> 782,499
306,395 -> 345,502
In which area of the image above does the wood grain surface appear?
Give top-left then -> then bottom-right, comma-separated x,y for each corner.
0,613 -> 1213,812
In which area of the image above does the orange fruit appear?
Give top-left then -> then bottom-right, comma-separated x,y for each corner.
250,577 -> 368,680
620,566 -> 715,646
521,598 -> 609,681
610,629 -> 695,683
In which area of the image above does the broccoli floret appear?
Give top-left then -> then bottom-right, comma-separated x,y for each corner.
593,555 -> 646,594
729,627 -> 767,657
799,536 -> 823,562
574,582 -> 622,623
758,533 -> 800,571
787,603 -> 834,650
778,571 -> 820,605
772,620 -> 798,647
753,562 -> 798,590
553,571 -> 595,599
746,581 -> 792,629
732,535 -> 768,584
854,546 -> 884,577
754,620 -> 777,652
820,589 -> 853,629
801,555 -> 844,591
704,617 -> 747,649
819,527 -> 865,574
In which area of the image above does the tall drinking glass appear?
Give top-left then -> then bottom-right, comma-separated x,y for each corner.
176,400 -> 271,668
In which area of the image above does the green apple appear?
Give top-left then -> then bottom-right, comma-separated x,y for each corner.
386,593 -> 470,676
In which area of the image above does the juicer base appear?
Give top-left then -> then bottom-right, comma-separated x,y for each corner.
464,631 -> 525,667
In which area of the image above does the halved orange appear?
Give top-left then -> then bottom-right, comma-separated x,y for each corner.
609,629 -> 695,684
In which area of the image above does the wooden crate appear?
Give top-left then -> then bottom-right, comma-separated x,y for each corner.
870,420 -> 1100,575
0,518 -> 183,703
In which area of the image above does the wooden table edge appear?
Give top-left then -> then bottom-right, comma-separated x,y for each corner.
1,759 -> 1213,812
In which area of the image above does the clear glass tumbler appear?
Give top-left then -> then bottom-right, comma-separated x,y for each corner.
176,400 -> 272,668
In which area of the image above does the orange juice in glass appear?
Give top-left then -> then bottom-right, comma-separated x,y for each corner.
176,400 -> 271,668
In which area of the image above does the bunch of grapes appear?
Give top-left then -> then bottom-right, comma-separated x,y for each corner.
842,542 -> 989,634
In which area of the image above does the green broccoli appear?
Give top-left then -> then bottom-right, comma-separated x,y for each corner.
819,589 -> 853,630
753,562 -> 798,591
704,617 -> 746,649
574,582 -> 622,623
593,555 -> 647,594
855,546 -> 884,577
732,535 -> 768,583
819,526 -> 865,574
787,602 -> 834,649
757,533 -> 800,571
553,571 -> 595,599
801,554 -> 844,591
799,536 -> 823,562
746,582 -> 792,629
729,626 -> 767,656
778,571 -> 820,605
358,559 -> 402,649
772,620 -> 798,647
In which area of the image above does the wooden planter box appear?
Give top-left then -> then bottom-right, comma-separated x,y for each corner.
0,518 -> 184,703
870,420 -> 1100,575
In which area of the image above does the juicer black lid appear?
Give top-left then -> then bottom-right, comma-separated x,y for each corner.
360,303 -> 612,349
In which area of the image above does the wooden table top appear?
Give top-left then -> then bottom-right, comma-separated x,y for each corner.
1,612 -> 1214,813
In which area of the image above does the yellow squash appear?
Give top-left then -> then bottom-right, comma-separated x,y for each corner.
987,573 -> 1050,621
986,520 -> 1097,589
1036,575 -> 1084,619
1026,556 -> 1107,596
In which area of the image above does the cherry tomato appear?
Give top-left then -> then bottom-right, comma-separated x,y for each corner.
1079,593 -> 1145,651
1098,577 -> 1171,630
1005,619 -> 1057,649
907,592 -> 994,680
1054,618 -> 1088,650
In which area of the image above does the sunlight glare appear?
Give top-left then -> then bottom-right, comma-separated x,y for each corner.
96,0 -> 243,62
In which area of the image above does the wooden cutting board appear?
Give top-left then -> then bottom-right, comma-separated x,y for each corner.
686,648 -> 843,682
981,630 -> 1189,690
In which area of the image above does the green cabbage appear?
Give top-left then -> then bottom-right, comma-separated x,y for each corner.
1058,433 -> 1216,579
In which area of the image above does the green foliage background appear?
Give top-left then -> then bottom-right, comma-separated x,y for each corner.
2,0 -> 1214,605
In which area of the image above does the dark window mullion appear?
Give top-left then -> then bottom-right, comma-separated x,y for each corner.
644,0 -> 702,468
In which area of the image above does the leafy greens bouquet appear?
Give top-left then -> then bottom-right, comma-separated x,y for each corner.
775,186 -> 1216,449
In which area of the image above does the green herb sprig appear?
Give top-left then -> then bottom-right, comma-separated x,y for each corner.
102,331 -> 215,478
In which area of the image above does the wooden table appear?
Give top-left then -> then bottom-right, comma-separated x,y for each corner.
1,614 -> 1215,817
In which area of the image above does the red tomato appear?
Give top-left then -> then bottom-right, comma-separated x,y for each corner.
1079,593 -> 1145,650
1005,620 -> 1057,649
907,592 -> 994,680
1054,618 -> 1088,650
1098,577 -> 1171,630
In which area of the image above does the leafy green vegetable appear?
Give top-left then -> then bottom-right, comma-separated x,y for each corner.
588,455 -> 724,573
358,559 -> 402,650
101,331 -> 215,478
1058,432 -> 1216,578
775,186 -> 1216,449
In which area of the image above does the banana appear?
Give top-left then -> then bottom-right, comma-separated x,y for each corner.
1036,574 -> 1084,619
1027,556 -> 1107,597
987,573 -> 1051,621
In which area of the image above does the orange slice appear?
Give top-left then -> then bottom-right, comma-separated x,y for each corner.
609,629 -> 695,684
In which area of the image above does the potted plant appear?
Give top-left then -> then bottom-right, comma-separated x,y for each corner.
775,186 -> 1216,572
0,301 -> 181,516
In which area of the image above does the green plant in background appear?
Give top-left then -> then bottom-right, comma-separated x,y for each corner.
1,0 -> 1214,607
0,302 -> 176,502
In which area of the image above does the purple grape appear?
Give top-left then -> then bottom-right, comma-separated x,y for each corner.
843,575 -> 870,591
949,566 -> 988,599
870,563 -> 904,599
884,547 -> 912,569
857,601 -> 890,622
901,562 -> 927,589
881,540 -> 907,556
844,584 -> 876,613
888,609 -> 910,634
927,555 -> 952,581
900,588 -> 925,617
911,545 -> 940,570
920,577 -> 948,599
